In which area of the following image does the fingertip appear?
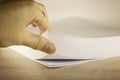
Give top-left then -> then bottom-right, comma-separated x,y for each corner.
43,43 -> 56,54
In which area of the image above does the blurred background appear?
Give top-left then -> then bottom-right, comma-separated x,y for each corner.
36,0 -> 120,28
35,0 -> 120,37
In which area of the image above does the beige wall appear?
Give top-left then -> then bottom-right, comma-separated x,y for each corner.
37,0 -> 120,28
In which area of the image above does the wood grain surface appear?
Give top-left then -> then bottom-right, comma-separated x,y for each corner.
0,48 -> 120,80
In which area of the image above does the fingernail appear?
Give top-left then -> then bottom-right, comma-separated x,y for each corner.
43,43 -> 56,54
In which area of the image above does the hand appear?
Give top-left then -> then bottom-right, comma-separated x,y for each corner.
0,1 -> 56,54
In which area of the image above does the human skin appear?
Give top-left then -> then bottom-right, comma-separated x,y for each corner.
0,0 -> 56,54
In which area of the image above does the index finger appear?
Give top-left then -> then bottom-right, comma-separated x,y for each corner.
34,2 -> 51,34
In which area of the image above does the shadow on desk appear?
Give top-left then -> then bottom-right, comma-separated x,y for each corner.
0,48 -> 120,80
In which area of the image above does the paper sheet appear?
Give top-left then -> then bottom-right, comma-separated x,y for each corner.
52,34 -> 120,58
36,54 -> 99,67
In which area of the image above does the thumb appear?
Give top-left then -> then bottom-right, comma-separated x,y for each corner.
22,31 -> 56,54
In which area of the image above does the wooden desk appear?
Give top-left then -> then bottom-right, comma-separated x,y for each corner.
0,48 -> 120,80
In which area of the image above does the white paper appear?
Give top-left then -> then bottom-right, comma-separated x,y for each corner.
36,54 -> 99,67
48,31 -> 120,59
